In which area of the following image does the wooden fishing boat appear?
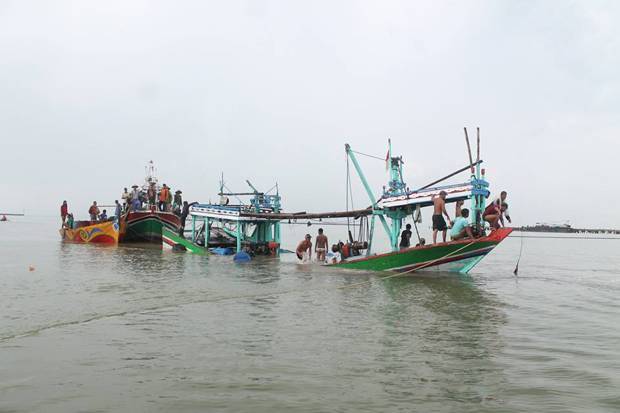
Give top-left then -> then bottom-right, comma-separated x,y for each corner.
119,209 -> 181,244
59,220 -> 119,244
118,161 -> 182,245
162,179 -> 282,259
323,131 -> 511,274
333,227 -> 512,273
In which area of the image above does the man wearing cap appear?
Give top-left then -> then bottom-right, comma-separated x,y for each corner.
296,234 -> 313,262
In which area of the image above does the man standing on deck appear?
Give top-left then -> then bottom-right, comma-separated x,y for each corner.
432,191 -> 451,244
315,228 -> 328,262
130,185 -> 140,211
179,201 -> 198,237
114,200 -> 122,222
296,234 -> 312,263
147,183 -> 156,208
173,190 -> 183,215
60,201 -> 68,226
121,188 -> 129,211
399,223 -> 412,249
159,184 -> 170,212
88,201 -> 100,221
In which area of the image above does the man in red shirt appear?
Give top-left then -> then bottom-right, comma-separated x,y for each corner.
60,201 -> 68,225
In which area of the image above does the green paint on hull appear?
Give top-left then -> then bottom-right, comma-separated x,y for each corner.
336,240 -> 497,272
124,218 -> 164,243
162,227 -> 206,255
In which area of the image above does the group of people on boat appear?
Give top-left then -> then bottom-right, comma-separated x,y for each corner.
59,200 -> 117,229
120,183 -> 183,214
421,190 -> 511,245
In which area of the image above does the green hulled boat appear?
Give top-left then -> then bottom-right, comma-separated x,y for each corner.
326,135 -> 511,274
333,228 -> 512,274
120,210 -> 181,244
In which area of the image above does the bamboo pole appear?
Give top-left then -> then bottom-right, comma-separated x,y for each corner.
476,127 -> 480,163
415,161 -> 482,191
464,127 -> 475,174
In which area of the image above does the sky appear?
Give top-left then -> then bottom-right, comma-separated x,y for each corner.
1,0 -> 619,234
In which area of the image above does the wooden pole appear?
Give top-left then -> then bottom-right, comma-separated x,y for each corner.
415,161 -> 482,191
476,127 -> 480,163
240,207 -> 373,220
464,127 -> 475,174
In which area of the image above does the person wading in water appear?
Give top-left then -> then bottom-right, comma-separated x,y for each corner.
296,234 -> 312,263
315,228 -> 328,263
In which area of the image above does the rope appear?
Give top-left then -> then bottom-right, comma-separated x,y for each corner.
391,240 -> 476,276
351,150 -> 386,161
513,233 -> 524,275
334,240 -> 477,290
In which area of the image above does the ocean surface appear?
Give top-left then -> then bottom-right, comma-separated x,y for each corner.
1,217 -> 620,412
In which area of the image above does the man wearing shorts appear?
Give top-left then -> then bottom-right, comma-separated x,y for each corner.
432,191 -> 451,244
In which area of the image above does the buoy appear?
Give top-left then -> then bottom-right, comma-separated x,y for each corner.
233,251 -> 252,263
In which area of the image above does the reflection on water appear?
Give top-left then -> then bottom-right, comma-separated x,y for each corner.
2,219 -> 620,412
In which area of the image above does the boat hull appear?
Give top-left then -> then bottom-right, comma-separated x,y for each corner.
120,211 -> 181,244
162,227 -> 206,254
59,220 -> 119,244
332,228 -> 512,274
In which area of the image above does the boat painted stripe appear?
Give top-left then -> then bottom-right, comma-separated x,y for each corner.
126,215 -> 180,230
389,247 -> 494,273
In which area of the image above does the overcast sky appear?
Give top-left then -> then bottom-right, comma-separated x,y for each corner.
1,0 -> 619,231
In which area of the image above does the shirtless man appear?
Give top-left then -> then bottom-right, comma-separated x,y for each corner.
315,228 -> 328,262
432,191 -> 451,244
296,234 -> 312,262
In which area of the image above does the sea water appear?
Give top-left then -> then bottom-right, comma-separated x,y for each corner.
1,217 -> 620,412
